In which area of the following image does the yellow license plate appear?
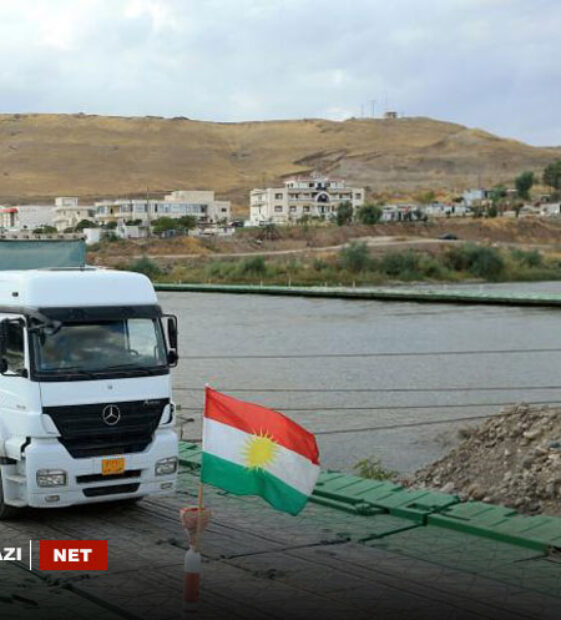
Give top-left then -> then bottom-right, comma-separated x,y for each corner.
102,457 -> 125,476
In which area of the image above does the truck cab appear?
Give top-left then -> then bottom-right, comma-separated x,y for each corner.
0,268 -> 178,518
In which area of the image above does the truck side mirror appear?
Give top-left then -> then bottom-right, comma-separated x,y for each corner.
167,350 -> 178,366
167,316 -> 178,351
0,321 -> 8,374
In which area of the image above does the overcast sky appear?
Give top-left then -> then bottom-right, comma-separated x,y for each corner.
0,0 -> 559,145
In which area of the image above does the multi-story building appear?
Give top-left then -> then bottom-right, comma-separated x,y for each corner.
94,190 -> 231,227
0,205 -> 57,230
53,197 -> 96,232
249,176 -> 365,225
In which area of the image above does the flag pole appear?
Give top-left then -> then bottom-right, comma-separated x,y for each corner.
182,385 -> 209,609
194,481 -> 204,551
195,383 -> 209,552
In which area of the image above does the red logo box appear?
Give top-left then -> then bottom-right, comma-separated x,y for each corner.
40,540 -> 108,571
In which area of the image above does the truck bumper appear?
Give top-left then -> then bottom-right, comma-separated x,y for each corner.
21,429 -> 178,508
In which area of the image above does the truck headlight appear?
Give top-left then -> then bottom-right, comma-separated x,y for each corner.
155,457 -> 178,476
36,469 -> 67,487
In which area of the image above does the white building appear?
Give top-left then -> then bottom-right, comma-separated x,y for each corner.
249,176 -> 365,225
94,190 -> 231,227
462,189 -> 491,207
53,197 -> 96,232
0,205 -> 57,231
423,203 -> 470,217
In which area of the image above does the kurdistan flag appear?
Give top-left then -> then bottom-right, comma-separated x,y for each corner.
201,387 -> 320,515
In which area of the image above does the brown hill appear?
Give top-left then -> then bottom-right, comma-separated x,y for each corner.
0,113 -> 559,209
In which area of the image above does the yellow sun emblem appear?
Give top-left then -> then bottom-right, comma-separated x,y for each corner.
243,432 -> 278,470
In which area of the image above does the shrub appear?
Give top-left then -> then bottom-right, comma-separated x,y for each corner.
353,456 -> 397,481
418,253 -> 447,279
380,251 -> 420,277
357,204 -> 382,225
510,248 -> 543,268
446,244 -> 505,280
312,258 -> 329,271
339,242 -> 370,273
74,219 -> 97,231
33,225 -> 57,234
127,256 -> 162,280
206,261 -> 236,279
239,255 -> 267,276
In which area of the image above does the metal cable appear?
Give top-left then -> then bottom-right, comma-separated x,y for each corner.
175,399 -> 561,412
173,385 -> 561,393
179,347 -> 561,360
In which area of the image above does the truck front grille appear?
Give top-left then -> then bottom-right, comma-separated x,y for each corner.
83,483 -> 140,497
43,399 -> 168,458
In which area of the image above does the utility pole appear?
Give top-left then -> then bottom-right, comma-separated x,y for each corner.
370,99 -> 376,118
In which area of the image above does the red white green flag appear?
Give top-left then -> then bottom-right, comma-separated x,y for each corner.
201,387 -> 320,515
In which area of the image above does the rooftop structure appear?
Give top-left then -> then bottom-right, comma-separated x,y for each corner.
53,196 -> 96,232
94,190 -> 231,227
250,176 -> 365,225
0,204 -> 57,231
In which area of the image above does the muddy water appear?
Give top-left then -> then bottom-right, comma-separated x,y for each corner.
160,281 -> 561,473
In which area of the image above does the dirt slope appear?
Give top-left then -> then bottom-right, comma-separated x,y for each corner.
0,113 -> 559,208
408,404 -> 561,516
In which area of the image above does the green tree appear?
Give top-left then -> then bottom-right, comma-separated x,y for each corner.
177,215 -> 198,231
490,184 -> 507,203
543,161 -> 561,190
33,225 -> 57,234
336,201 -> 354,226
74,219 -> 97,231
152,217 -> 177,233
357,204 -> 382,225
515,171 -> 534,200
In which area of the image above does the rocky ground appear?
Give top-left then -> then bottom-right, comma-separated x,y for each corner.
405,404 -> 561,516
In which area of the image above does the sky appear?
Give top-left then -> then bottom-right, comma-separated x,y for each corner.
0,0 -> 559,145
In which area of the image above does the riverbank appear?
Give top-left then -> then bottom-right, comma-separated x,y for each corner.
128,242 -> 561,287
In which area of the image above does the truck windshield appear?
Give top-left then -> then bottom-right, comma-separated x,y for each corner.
31,318 -> 167,375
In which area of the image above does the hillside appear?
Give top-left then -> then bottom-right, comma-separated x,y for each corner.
0,113 -> 559,209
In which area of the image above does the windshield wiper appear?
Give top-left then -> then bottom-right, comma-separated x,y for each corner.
39,367 -> 97,379
101,364 -> 154,376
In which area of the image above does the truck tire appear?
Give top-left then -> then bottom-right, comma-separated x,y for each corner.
0,471 -> 22,520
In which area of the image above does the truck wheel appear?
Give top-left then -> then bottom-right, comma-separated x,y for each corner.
0,472 -> 22,520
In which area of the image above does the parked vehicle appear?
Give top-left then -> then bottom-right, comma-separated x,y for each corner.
0,267 -> 179,518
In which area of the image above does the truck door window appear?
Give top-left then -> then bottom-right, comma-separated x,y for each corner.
5,321 -> 25,373
127,319 -> 160,358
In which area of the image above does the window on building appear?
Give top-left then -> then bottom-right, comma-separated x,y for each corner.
3,320 -> 24,374
221,208 -> 227,212
355,193 -> 362,199
275,193 -> 283,200
274,206 -> 283,212
289,206 -> 296,212
303,206 -> 310,213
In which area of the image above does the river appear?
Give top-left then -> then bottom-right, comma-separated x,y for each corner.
161,281 -> 561,474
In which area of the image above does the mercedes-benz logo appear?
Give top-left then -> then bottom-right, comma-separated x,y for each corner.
102,404 -> 121,426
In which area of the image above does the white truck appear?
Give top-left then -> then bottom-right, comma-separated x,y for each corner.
0,267 -> 179,518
